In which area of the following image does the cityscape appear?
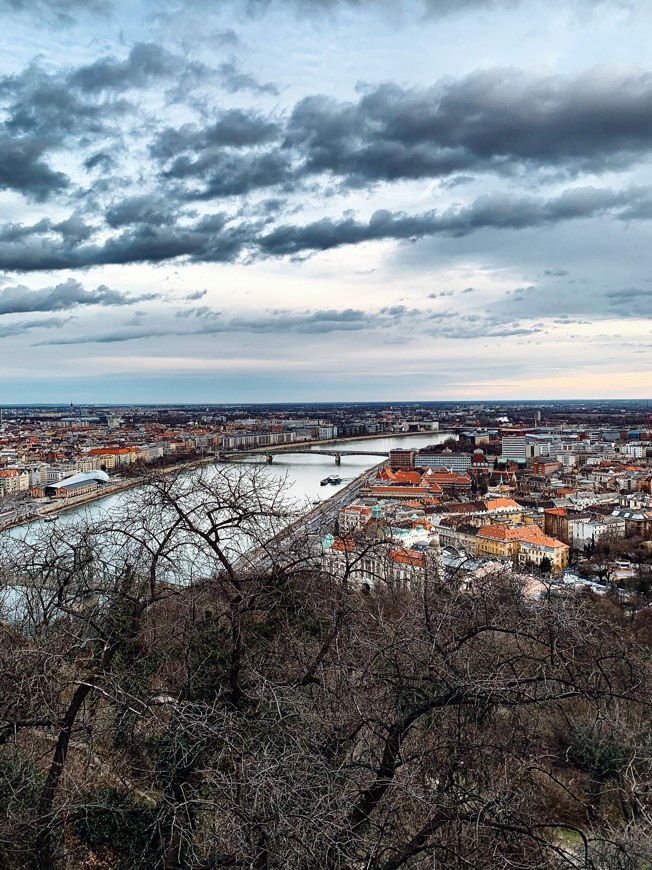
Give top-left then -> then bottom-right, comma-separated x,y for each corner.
2,399 -> 651,591
2,0 -> 652,864
2,398 -> 652,866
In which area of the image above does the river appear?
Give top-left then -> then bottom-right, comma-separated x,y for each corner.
6,431 -> 453,533
229,431 -> 453,504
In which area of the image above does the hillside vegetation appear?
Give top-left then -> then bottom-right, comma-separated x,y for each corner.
1,469 -> 651,869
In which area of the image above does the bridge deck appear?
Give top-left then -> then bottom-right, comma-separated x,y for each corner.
224,448 -> 389,457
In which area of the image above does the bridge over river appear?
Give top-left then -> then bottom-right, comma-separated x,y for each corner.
217,447 -> 390,465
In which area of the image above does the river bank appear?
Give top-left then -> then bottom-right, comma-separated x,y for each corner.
237,460 -> 386,573
0,429 -> 452,533
0,452 -> 220,532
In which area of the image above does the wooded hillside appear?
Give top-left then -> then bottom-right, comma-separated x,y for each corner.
1,468 -> 651,869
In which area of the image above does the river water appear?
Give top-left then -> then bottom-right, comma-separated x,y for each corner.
229,431 -> 452,504
8,431 -> 453,532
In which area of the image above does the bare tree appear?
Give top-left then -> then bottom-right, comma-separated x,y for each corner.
0,466 -> 650,869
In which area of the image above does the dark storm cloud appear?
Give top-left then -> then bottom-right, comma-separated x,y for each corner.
146,66 -> 652,206
35,328 -> 186,345
0,214 -> 93,248
258,187 -> 649,256
35,306 -> 384,345
171,305 -> 372,333
105,195 -> 179,228
0,316 -> 71,339
0,43 -> 211,203
94,223 -> 248,266
151,110 -> 284,198
605,287 -> 652,316
67,42 -> 209,94
0,133 -> 69,200
0,62 -> 127,201
227,308 -> 369,332
284,69 -> 652,185
1,65 -> 127,140
52,214 -> 94,245
217,60 -> 279,96
153,111 -> 279,157
175,305 -> 221,320
1,185 -> 651,271
0,219 -> 52,243
189,152 -> 292,199
83,151 -> 115,172
606,287 -> 652,302
425,310 -> 545,339
0,222 -> 236,272
4,42 -> 652,226
69,43 -> 186,93
0,279 -> 158,314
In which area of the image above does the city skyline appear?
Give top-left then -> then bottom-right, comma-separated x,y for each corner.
1,0 -> 651,402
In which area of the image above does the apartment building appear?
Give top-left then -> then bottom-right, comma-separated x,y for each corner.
0,468 -> 29,495
416,451 -> 471,471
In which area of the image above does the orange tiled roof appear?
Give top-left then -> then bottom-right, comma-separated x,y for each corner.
330,537 -> 357,552
477,525 -> 532,541
393,470 -> 422,485
424,470 -> 471,484
389,548 -> 426,567
520,533 -> 569,550
477,524 -> 567,549
87,446 -> 138,455
484,497 -> 521,510
411,518 -> 433,530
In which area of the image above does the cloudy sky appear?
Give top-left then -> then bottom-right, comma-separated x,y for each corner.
1,0 -> 651,403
